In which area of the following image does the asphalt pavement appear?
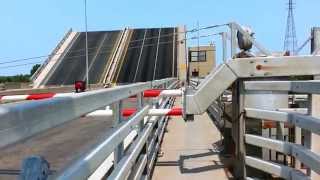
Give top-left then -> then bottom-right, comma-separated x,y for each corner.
46,31 -> 120,85
117,27 -> 177,83
43,27 -> 177,86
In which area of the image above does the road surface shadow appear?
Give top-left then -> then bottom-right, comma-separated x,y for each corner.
155,140 -> 234,179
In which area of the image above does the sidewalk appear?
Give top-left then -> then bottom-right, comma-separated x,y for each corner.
152,98 -> 233,180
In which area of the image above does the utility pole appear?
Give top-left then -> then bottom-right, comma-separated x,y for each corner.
84,0 -> 89,88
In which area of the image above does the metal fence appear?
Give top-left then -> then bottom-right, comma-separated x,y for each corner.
236,80 -> 320,180
183,21 -> 320,179
0,78 -> 177,180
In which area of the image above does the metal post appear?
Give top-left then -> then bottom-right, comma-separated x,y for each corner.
232,80 -> 246,178
276,120 -> 285,164
137,93 -> 144,132
113,101 -> 124,164
172,28 -> 176,77
311,27 -> 320,55
304,94 -> 312,176
184,26 -> 189,86
221,32 -> 227,63
230,23 -> 237,58
136,92 -> 149,178
294,126 -> 302,168
197,21 -> 200,83
311,27 -> 320,179
84,0 -> 89,89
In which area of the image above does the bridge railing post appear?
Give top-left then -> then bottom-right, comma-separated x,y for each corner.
137,92 -> 144,133
241,80 -> 320,179
113,100 -> 124,164
311,27 -> 320,179
232,79 -> 246,179
136,92 -> 149,177
311,77 -> 320,179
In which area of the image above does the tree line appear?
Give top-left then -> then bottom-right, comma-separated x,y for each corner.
0,64 -> 40,83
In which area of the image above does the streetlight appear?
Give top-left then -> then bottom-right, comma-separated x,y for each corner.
84,0 -> 89,89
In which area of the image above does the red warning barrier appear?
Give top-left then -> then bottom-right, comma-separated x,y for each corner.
0,89 -> 182,102
121,107 -> 183,117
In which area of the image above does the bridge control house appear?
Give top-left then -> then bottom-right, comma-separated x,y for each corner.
188,45 -> 216,78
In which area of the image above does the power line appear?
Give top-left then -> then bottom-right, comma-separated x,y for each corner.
0,31 -> 222,70
0,44 -> 115,65
129,23 -> 227,43
0,23 -> 227,65
0,61 -> 43,69
0,55 -> 49,65
187,23 -> 228,33
0,41 -> 173,69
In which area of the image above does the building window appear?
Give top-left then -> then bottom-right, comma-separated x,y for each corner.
190,51 -> 206,62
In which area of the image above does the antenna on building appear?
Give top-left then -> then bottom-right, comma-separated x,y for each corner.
284,0 -> 298,55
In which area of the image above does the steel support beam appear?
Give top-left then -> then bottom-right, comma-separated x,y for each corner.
221,32 -> 228,62
228,56 -> 320,78
244,80 -> 320,94
185,55 -> 320,115
230,23 -> 237,58
185,64 -> 237,114
311,26 -> 320,179
232,80 -> 246,178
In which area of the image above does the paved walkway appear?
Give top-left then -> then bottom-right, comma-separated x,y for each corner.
152,98 -> 233,180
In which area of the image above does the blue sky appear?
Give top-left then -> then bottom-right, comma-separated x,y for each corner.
0,0 -> 319,75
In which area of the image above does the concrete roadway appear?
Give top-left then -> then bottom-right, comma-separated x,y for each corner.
46,31 -> 120,86
44,27 -> 176,85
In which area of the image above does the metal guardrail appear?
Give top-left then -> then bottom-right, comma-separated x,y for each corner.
57,79 -> 177,180
57,105 -> 150,179
0,78 -> 177,179
240,80 -> 320,179
0,78 -> 175,147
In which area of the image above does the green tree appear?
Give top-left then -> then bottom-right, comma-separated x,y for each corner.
30,64 -> 41,76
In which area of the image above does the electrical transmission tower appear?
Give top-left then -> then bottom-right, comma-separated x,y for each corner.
284,0 -> 298,55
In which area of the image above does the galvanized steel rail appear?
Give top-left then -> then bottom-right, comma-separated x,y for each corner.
0,78 -> 177,180
241,80 -> 320,179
